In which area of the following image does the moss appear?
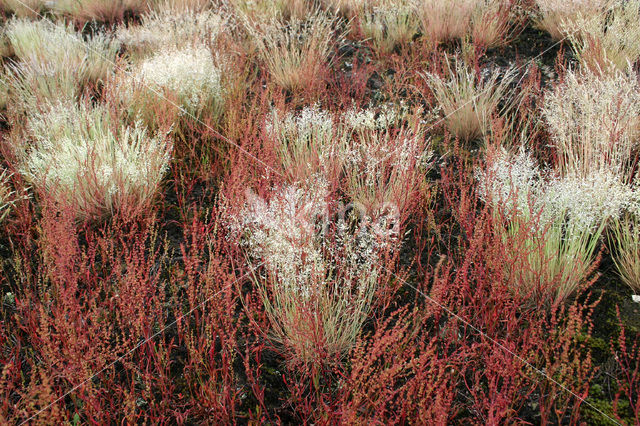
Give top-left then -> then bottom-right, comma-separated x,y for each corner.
581,384 -> 633,425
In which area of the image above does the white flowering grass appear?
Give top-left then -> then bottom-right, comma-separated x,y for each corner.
3,19 -> 118,111
116,9 -> 225,58
265,102 -> 430,219
534,0 -> 613,40
342,110 -> 432,218
238,180 -> 391,365
423,57 -> 518,142
359,0 -> 420,55
562,1 -> 640,75
122,45 -> 225,131
266,104 -> 347,182
342,102 -> 408,131
21,101 -> 171,220
478,147 -> 638,305
244,11 -> 337,92
542,67 -> 640,181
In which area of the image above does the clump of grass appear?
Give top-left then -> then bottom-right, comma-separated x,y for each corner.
562,0 -> 640,75
20,101 -> 171,221
230,0 -> 310,22
116,9 -> 225,58
243,11 -> 338,93
53,0 -> 150,24
478,147 -> 637,306
609,211 -> 640,295
359,0 -> 420,55
413,0 -> 520,47
422,56 -> 518,142
3,19 -> 118,111
341,103 -> 432,218
0,0 -> 48,18
153,0 -> 214,12
322,0 -> 364,18
471,0 -> 521,49
237,180 -> 391,366
414,0 -> 476,45
266,104 -> 346,183
542,67 -> 640,180
119,44 -> 226,131
534,0 -> 612,40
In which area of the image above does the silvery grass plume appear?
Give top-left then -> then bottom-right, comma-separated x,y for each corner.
116,9 -> 225,58
422,56 -> 518,142
341,102 -> 409,131
534,0 -> 615,40
340,102 -> 433,218
359,0 -> 420,55
21,101 -> 171,221
477,147 -> 639,305
3,19 -> 118,112
542,67 -> 640,181
266,104 -> 345,182
235,178 -> 395,364
266,101 -> 432,218
121,45 -> 226,130
562,0 -> 640,75
243,11 -> 338,92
